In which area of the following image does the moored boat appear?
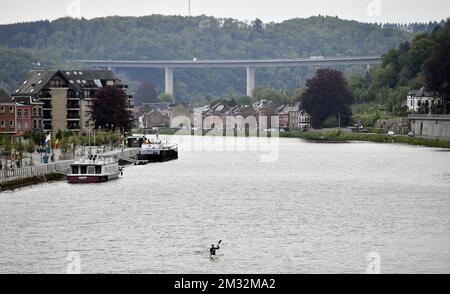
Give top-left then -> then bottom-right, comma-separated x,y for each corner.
136,135 -> 178,162
67,154 -> 123,184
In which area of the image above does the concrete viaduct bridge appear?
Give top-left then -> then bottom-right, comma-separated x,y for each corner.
75,56 -> 382,96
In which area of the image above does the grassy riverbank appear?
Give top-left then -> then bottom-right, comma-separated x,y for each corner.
151,128 -> 450,149
282,130 -> 450,148
0,172 -> 66,191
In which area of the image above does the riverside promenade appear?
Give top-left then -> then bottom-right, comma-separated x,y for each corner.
0,147 -> 139,186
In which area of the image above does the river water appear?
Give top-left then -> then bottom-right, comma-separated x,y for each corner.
0,135 -> 449,273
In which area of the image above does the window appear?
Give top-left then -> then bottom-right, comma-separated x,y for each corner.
24,121 -> 29,129
18,110 -> 22,118
39,120 -> 42,129
24,110 -> 29,118
18,122 -> 22,130
0,121 -> 4,128
9,121 -> 14,128
38,108 -> 42,116
34,120 -> 37,129
87,166 -> 95,174
0,106 -> 4,113
9,106 -> 13,113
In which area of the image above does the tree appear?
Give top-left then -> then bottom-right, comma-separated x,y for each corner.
71,135 -> 81,158
424,19 -> 450,113
158,93 -> 176,103
252,86 -> 289,103
134,82 -> 159,105
1,136 -> 12,170
92,86 -> 132,131
14,141 -> 25,167
253,18 -> 263,31
25,141 -> 36,166
302,69 -> 354,128
32,130 -> 46,146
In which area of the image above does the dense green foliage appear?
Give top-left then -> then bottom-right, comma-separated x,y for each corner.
281,130 -> 450,148
349,19 -> 450,124
0,15 -> 432,101
302,69 -> 354,128
92,86 -> 132,131
134,82 -> 159,104
0,47 -> 42,92
424,20 -> 450,102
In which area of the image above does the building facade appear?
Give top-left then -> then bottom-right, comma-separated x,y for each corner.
407,87 -> 442,114
12,70 -> 134,134
0,92 -> 16,143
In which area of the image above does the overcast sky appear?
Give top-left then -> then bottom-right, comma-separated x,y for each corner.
0,0 -> 448,25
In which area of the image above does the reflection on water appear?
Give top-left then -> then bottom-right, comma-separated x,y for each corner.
0,136 -> 449,273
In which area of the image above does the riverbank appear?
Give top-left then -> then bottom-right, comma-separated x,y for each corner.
0,172 -> 66,192
281,130 -> 450,148
152,128 -> 450,148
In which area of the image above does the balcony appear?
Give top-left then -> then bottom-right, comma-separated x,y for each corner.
67,114 -> 80,121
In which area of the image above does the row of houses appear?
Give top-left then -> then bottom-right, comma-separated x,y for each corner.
0,69 -> 134,143
140,100 -> 311,131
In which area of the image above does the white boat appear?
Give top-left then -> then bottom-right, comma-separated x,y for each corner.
67,154 -> 122,184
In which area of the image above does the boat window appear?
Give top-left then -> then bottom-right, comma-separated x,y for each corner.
80,166 -> 87,174
88,166 -> 95,174
71,166 -> 78,174
95,166 -> 102,174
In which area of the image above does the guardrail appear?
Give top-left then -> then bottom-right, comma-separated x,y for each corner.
0,161 -> 73,183
408,114 -> 450,119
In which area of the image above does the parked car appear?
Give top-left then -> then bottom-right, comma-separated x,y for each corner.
408,131 -> 415,137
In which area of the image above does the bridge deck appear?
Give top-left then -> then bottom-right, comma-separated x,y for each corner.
74,57 -> 381,68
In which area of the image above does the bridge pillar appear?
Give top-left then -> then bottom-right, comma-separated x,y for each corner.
165,67 -> 174,95
246,67 -> 255,97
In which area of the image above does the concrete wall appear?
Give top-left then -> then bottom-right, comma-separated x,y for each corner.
375,118 -> 410,134
50,88 -> 68,132
410,116 -> 450,139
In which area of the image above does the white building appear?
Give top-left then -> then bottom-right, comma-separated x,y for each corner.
407,87 -> 441,113
298,109 -> 311,129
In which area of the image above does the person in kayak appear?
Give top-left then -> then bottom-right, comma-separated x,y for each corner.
210,243 -> 220,257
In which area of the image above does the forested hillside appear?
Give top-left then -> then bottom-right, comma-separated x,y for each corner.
0,15 -> 440,101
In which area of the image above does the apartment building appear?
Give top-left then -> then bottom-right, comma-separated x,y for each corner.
12,69 -> 134,134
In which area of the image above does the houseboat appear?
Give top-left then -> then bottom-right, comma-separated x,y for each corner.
67,154 -> 123,184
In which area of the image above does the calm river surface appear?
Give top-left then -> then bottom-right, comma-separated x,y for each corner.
1,135 -> 449,273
